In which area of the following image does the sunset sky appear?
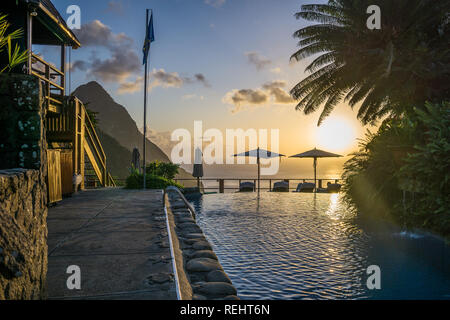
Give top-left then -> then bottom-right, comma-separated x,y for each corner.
39,0 -> 377,178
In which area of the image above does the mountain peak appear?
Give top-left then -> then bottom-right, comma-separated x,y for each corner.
72,82 -> 170,164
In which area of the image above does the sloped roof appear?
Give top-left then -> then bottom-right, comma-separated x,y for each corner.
25,0 -> 81,48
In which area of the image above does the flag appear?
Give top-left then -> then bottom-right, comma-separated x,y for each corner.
142,11 -> 155,65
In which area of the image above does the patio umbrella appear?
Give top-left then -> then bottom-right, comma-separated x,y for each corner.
192,148 -> 204,188
290,148 -> 342,192
234,147 -> 285,193
132,147 -> 141,173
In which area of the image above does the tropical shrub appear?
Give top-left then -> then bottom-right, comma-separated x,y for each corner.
145,161 -> 180,180
399,102 -> 450,234
125,170 -> 184,190
342,101 -> 450,236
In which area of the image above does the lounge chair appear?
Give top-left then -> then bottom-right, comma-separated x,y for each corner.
239,182 -> 255,192
295,183 -> 315,193
326,183 -> 342,193
272,181 -> 289,192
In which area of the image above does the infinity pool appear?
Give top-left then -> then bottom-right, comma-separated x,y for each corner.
190,193 -> 450,300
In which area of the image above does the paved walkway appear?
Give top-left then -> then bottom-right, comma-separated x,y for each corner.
47,188 -> 177,300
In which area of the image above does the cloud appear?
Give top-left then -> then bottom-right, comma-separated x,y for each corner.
118,76 -> 143,94
106,1 -> 125,15
262,81 -> 295,104
89,48 -> 141,83
74,20 -> 132,49
204,0 -> 226,8
73,20 -> 140,84
151,69 -> 184,89
193,73 -> 211,87
68,60 -> 89,72
117,70 -> 210,95
270,67 -> 282,74
74,20 -> 209,94
223,80 -> 294,113
182,94 -> 205,101
223,89 -> 269,113
245,51 -> 272,70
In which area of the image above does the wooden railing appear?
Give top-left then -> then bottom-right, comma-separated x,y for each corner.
46,96 -> 116,188
174,178 -> 343,193
84,108 -> 107,186
31,53 -> 64,113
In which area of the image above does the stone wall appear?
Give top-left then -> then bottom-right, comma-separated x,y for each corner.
0,73 -> 47,174
0,74 -> 48,300
0,169 -> 48,300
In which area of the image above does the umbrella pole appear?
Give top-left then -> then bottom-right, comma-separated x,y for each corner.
257,148 -> 260,195
314,157 -> 317,193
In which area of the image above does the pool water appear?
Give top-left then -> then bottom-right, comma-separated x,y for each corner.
190,193 -> 450,300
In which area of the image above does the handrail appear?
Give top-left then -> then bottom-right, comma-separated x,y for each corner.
79,101 -> 116,187
31,53 -> 64,113
32,53 -> 64,76
82,104 -> 106,161
84,125 -> 106,168
32,72 -> 64,91
173,177 -> 343,192
108,173 -> 117,187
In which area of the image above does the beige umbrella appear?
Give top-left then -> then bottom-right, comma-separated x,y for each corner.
290,148 -> 342,192
234,147 -> 285,193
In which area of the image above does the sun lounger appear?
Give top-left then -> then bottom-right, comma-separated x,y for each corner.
295,183 -> 315,193
273,181 -> 289,192
239,182 -> 255,192
326,183 -> 342,193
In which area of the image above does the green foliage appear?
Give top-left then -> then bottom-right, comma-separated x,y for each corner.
125,170 -> 184,190
0,14 -> 28,73
145,161 -> 180,180
291,1 -> 450,125
342,123 -> 410,221
83,102 -> 99,128
342,101 -> 450,236
399,102 -> 450,233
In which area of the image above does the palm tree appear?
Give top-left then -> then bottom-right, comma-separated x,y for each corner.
0,14 -> 28,73
290,0 -> 450,125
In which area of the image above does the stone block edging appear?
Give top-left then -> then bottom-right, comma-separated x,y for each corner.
163,187 -> 239,300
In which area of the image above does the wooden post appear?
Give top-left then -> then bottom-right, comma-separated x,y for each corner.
61,45 -> 66,96
79,102 -> 86,190
72,98 -> 78,176
219,179 -> 225,194
26,13 -> 32,74
319,179 -> 323,189
45,64 -> 50,107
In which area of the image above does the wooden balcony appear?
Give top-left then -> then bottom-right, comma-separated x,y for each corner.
31,53 -> 65,114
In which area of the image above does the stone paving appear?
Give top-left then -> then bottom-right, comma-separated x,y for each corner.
47,188 -> 177,300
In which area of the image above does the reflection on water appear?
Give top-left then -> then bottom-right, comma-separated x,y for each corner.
191,193 -> 450,300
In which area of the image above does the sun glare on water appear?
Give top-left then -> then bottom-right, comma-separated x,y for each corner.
316,117 -> 356,152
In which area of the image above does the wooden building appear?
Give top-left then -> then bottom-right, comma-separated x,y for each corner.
2,0 -> 115,203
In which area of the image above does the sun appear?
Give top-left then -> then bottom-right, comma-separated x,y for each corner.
316,117 -> 356,152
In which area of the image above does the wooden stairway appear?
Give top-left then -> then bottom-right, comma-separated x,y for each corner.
47,96 -> 116,190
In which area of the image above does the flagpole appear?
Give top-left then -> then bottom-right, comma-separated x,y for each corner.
143,9 -> 149,189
